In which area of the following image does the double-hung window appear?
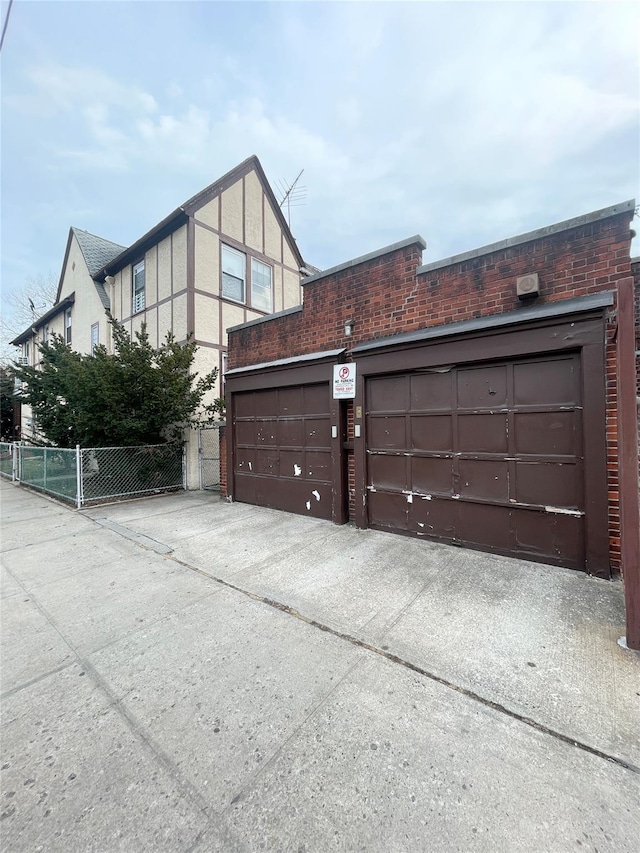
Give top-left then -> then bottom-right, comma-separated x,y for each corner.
221,245 -> 245,303
251,259 -> 272,312
91,323 -> 99,355
133,260 -> 145,314
64,309 -> 72,345
221,244 -> 272,312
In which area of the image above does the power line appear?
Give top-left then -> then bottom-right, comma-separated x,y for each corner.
0,0 -> 14,53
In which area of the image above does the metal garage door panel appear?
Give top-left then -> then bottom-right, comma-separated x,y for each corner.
514,411 -> 577,455
514,510 -> 583,567
515,462 -> 580,508
410,372 -> 453,410
514,358 -> 579,405
457,364 -> 508,408
411,456 -> 453,495
368,376 -> 406,411
457,503 -> 513,551
305,418 -> 331,448
253,388 -> 278,417
234,474 -> 333,521
303,383 -> 331,415
256,423 -> 277,446
234,393 -> 254,418
235,421 -> 257,446
279,450 -> 304,479
278,386 -> 303,415
254,449 -> 277,476
410,415 -> 452,451
277,418 -> 304,447
305,450 -> 331,481
235,448 -> 255,474
369,454 -> 407,491
368,416 -> 406,449
458,414 -> 508,453
458,459 -> 509,502
368,490 -> 409,530
411,496 -> 456,539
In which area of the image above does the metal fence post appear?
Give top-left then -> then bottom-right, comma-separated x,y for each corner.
43,447 -> 48,492
76,445 -> 83,509
12,442 -> 17,481
183,442 -> 188,490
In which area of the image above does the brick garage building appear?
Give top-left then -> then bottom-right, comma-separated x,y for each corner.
224,201 -> 639,642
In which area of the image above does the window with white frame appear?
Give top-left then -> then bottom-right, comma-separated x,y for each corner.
251,258 -> 272,312
221,244 -> 273,312
42,326 -> 49,345
64,309 -> 72,345
221,352 -> 228,391
91,323 -> 99,355
221,245 -> 245,303
133,260 -> 145,314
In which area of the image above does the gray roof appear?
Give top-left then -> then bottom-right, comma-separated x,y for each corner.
93,280 -> 111,310
72,227 -> 126,277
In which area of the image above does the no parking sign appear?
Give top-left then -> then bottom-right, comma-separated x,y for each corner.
333,363 -> 356,399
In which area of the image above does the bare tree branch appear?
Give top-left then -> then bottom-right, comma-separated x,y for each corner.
0,273 -> 57,363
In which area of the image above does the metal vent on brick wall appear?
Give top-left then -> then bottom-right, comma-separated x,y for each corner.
516,273 -> 540,298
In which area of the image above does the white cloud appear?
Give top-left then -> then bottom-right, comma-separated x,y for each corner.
2,0 -> 638,284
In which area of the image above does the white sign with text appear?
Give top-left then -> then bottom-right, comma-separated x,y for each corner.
333,363 -> 356,399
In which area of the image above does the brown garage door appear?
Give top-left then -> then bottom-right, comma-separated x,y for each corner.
366,353 -> 585,568
233,383 -> 333,520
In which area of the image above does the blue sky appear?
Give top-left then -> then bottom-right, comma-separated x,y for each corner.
2,0 -> 638,304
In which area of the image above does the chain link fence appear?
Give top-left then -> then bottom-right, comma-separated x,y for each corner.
0,442 -> 17,480
0,442 -> 184,507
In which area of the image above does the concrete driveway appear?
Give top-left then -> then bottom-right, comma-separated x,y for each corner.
1,480 -> 639,852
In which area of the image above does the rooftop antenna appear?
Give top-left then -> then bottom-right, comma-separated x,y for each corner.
276,169 -> 306,229
28,298 -> 48,318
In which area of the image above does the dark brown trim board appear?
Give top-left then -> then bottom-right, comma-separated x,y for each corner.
616,277 -> 640,649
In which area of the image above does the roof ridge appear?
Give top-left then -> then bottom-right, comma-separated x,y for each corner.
71,226 -> 127,250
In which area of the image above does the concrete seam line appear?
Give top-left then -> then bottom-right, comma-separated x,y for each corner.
0,661 -> 76,701
165,554 -> 640,778
0,565 -> 214,819
79,657 -> 214,814
218,657 -> 367,820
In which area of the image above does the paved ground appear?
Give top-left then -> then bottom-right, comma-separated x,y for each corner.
1,479 -> 639,852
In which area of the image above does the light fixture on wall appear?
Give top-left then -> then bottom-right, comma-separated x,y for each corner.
344,319 -> 355,336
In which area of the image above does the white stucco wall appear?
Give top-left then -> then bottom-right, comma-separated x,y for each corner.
57,235 -> 110,356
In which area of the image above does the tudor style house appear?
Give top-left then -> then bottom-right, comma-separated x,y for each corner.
11,156 -> 308,483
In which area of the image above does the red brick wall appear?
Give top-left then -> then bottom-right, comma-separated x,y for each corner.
228,212 -> 634,570
228,245 -> 425,368
633,259 -> 640,397
632,259 -> 640,483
